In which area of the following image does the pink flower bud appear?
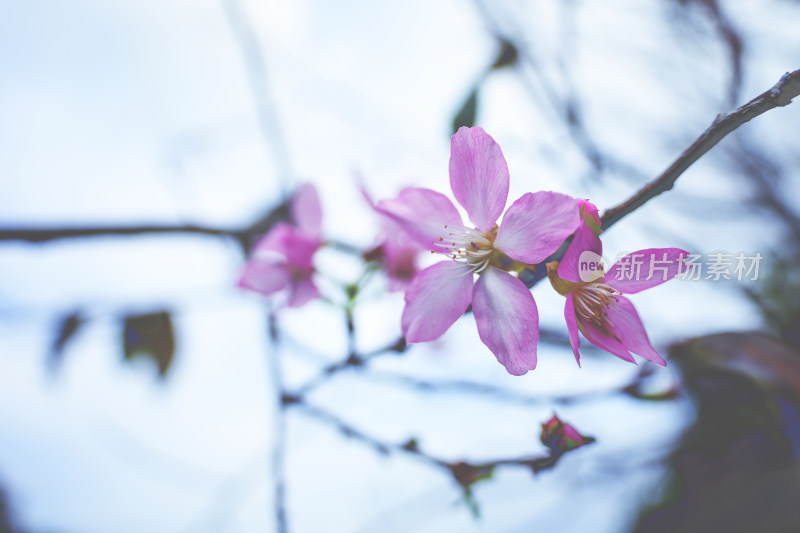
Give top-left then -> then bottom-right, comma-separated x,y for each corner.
540,414 -> 591,454
577,199 -> 602,234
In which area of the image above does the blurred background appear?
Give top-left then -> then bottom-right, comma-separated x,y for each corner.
1,0 -> 799,532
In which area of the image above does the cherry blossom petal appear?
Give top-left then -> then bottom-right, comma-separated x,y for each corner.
472,267 -> 539,375
381,214 -> 422,254
250,223 -> 319,267
579,318 -> 636,364
449,127 -> 509,232
376,187 -> 463,249
605,248 -> 688,294
237,261 -> 290,295
251,222 -> 295,254
383,246 -> 418,291
402,262 -> 474,342
494,191 -> 580,264
606,297 -> 666,366
251,224 -> 312,266
564,295 -> 582,366
282,231 -> 320,269
288,277 -> 319,308
557,221 -> 604,282
290,183 -> 322,237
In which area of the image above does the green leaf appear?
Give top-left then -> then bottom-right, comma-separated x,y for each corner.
123,311 -> 175,379
449,462 -> 493,520
491,39 -> 518,70
452,88 -> 478,134
49,309 -> 86,373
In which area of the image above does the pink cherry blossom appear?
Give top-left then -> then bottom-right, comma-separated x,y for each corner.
361,186 -> 422,291
238,183 -> 322,308
377,127 -> 580,375
548,221 -> 688,366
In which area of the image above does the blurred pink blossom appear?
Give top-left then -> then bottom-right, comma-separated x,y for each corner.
361,186 -> 422,291
238,183 -> 322,308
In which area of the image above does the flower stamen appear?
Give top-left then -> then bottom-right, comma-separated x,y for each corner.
574,283 -> 621,328
432,224 -> 497,274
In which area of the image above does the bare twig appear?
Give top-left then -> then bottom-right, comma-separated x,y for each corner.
516,69 -> 800,289
600,69 -> 800,231
293,400 -> 584,479
0,225 -> 236,243
471,0 -> 651,185
291,336 -> 407,397
354,370 -> 630,407
294,401 -> 444,468
266,310 -> 289,533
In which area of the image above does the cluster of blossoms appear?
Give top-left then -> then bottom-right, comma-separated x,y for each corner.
239,127 -> 687,376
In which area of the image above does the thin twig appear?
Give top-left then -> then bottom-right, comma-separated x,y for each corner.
291,335 -> 407,397
293,400 -> 579,475
294,401 -> 445,468
600,69 -> 800,231
516,69 -> 800,289
292,397 -> 599,520
353,370 -> 630,407
291,317 -> 620,402
266,310 -> 288,533
0,225 -> 236,243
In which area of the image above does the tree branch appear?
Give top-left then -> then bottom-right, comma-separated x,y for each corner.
0,202 -> 294,253
515,69 -> 800,289
349,370 -> 632,407
293,400 -> 585,480
266,311 -> 288,533
0,224 -> 236,243
600,69 -> 800,231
